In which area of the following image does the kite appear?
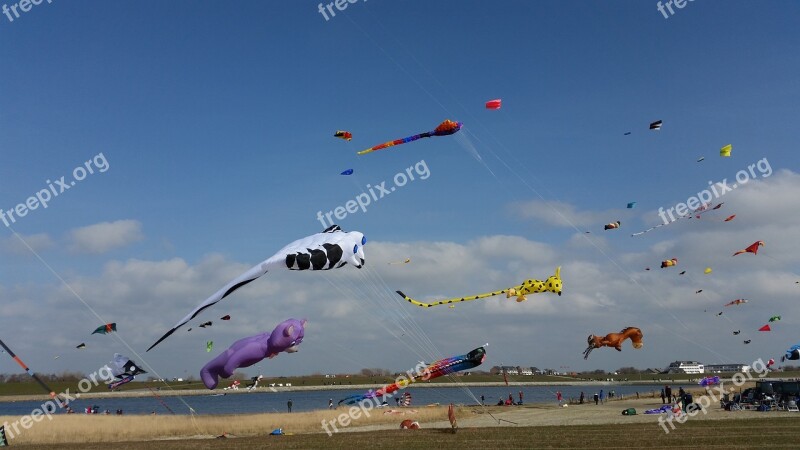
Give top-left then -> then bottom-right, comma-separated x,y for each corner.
627,202 -> 637,209
401,392 -> 412,407
604,221 -> 621,230
632,202 -> 724,236
340,169 -> 354,175
200,318 -> 305,390
661,258 -> 678,268
357,119 -> 462,155
389,258 -> 411,265
767,358 -> 776,370
782,344 -> 800,362
733,241 -> 764,256
624,132 -> 632,136
221,315 -> 231,321
759,325 -> 771,332
724,215 -> 736,222
649,120 -> 662,130
697,157 -> 705,162
107,353 -> 147,390
733,330 -> 740,335
92,323 -> 117,335
583,327 -> 643,359
0,337 -> 75,413
695,290 -> 703,294
485,99 -> 501,110
334,131 -> 352,141
400,420 -> 420,429
698,376 -> 720,386
704,267 -> 713,274
148,225 -> 365,351
679,271 -> 686,275
720,144 -> 732,157
769,316 -> 781,322
397,266 -> 562,308
717,312 -> 723,316
725,299 -> 748,306
744,340 -> 751,344
338,346 -> 486,405
76,343 -> 86,349
207,341 -> 214,352
199,321 -> 212,328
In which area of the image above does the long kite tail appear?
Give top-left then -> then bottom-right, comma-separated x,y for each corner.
396,287 -> 515,308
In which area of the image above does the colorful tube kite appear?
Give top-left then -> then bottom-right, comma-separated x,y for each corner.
92,323 -> 117,335
148,225 -> 365,351
733,241 -> 764,256
397,267 -> 562,308
357,119 -> 462,155
200,319 -> 305,389
338,346 -> 486,405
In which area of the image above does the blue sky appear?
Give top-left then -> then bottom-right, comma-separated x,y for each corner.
1,1 -> 799,383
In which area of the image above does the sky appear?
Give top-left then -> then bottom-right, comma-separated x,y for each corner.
1,1 -> 799,381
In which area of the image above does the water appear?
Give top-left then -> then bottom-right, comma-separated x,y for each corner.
0,384 -> 668,416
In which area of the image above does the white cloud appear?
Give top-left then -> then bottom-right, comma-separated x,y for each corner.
1,171 -> 799,377
67,220 -> 144,254
1,232 -> 54,254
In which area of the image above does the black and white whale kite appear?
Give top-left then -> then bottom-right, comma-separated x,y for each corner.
148,225 -> 366,351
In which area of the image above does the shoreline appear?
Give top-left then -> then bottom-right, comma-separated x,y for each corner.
0,379 -> 715,403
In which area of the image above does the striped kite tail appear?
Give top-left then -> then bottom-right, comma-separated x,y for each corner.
395,288 -> 511,308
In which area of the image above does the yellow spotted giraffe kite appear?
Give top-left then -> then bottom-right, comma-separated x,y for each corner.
396,267 -> 562,308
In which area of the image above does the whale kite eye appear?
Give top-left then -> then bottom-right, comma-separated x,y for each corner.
362,236 -> 367,246
353,244 -> 359,254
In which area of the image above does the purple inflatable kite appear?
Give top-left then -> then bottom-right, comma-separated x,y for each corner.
200,318 -> 306,389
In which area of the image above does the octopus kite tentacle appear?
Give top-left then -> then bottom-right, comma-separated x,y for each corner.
397,267 -> 562,308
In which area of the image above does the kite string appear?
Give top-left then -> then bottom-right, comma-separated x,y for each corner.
6,227 -> 204,426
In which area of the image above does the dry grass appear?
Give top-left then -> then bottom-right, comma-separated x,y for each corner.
0,406 -> 450,445
11,417 -> 800,449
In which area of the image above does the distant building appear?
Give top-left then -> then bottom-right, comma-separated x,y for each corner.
705,364 -> 751,373
519,368 -> 533,376
500,366 -> 519,375
666,361 -> 705,374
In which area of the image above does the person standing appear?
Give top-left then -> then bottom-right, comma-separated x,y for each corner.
480,394 -> 485,405
593,393 -> 599,405
287,399 -> 293,413
660,388 -> 666,404
579,392 -> 585,404
665,385 -> 672,404
599,389 -> 605,404
556,391 -> 563,406
518,391 -> 524,405
328,399 -> 334,409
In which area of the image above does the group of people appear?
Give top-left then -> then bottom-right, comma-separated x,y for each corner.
660,385 -> 683,404
483,391 -> 524,406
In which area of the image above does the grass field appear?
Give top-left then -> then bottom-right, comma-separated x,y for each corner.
11,417 -> 800,449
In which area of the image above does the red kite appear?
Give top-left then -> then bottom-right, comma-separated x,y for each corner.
485,99 -> 501,110
759,324 -> 771,332
220,315 -> 231,321
733,241 -> 764,256
724,215 -> 736,222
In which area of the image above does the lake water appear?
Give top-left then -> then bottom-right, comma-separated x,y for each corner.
0,384 -> 669,416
